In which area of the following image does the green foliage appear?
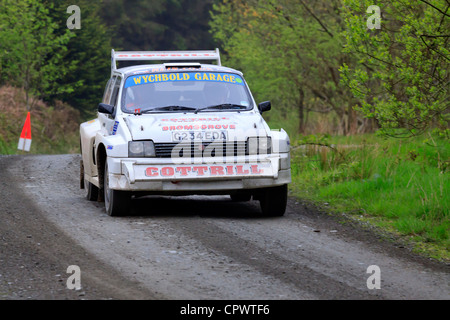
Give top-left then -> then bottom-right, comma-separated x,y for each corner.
211,0 -> 449,138
0,86 -> 81,155
31,0 -> 215,117
100,0 -> 216,51
210,0 -> 361,135
0,0 -> 112,117
290,133 -> 449,260
340,0 -> 450,138
45,0 -> 112,118
0,0 -> 74,110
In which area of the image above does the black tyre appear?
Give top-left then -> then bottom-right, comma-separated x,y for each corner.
259,184 -> 288,217
104,160 -> 131,217
81,159 -> 98,201
85,180 -> 99,201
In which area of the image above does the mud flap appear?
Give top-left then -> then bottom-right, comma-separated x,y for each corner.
80,160 -> 85,189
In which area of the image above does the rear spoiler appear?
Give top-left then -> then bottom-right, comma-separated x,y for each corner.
111,49 -> 221,74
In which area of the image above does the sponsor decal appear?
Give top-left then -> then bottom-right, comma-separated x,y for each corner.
131,66 -> 216,75
144,164 -> 266,178
124,72 -> 245,89
163,124 -> 236,131
160,118 -> 237,132
160,117 -> 229,122
112,121 -> 119,135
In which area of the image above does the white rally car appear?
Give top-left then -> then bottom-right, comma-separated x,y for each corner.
80,49 -> 291,216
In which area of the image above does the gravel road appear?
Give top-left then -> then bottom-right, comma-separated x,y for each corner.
0,154 -> 448,300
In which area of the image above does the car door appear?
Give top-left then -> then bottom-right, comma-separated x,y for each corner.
98,76 -> 120,136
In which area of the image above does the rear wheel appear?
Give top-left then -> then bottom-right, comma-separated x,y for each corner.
104,160 -> 131,216
81,159 -> 98,201
259,184 -> 288,217
85,180 -> 99,201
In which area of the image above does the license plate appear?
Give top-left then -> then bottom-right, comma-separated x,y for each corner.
172,131 -> 228,142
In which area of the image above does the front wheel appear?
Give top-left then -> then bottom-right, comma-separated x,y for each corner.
259,184 -> 288,217
104,160 -> 131,217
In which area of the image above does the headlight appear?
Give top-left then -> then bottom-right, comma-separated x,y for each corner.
247,137 -> 272,155
128,141 -> 156,157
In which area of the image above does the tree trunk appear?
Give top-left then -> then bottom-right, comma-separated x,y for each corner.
25,64 -> 30,111
298,88 -> 305,134
348,104 -> 358,135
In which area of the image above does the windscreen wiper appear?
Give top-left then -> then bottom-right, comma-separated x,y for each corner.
194,104 -> 247,114
143,105 -> 198,113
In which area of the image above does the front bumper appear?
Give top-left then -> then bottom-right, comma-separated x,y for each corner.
107,154 -> 291,193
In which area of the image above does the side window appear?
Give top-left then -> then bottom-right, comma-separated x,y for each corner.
102,76 -> 116,104
110,76 -> 122,107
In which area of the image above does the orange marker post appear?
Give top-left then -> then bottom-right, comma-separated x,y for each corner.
18,112 -> 32,152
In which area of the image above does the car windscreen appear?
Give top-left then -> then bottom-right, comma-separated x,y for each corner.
122,72 -> 253,114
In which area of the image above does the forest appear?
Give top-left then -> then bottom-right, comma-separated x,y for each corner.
0,0 -> 448,137
0,0 -> 448,258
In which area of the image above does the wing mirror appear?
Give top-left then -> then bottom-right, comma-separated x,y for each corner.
258,101 -> 271,113
98,103 -> 115,116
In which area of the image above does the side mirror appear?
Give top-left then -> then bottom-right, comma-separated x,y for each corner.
258,101 -> 271,113
98,103 -> 115,116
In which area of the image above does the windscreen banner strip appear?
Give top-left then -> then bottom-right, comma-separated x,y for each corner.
124,72 -> 245,88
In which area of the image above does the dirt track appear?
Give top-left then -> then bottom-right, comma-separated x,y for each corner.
0,154 -> 448,300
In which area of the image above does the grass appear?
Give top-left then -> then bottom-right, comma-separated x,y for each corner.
0,86 -> 81,155
287,133 -> 449,262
